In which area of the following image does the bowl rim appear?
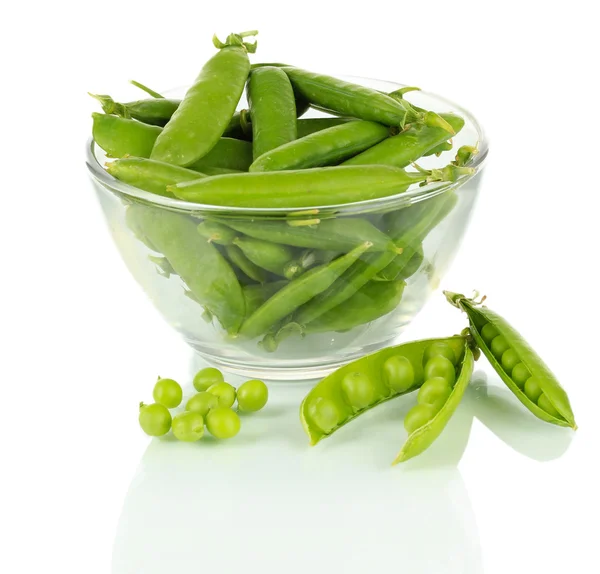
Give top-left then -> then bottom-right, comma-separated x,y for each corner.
85,75 -> 489,216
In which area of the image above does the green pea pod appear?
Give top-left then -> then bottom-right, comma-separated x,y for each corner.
393,344 -> 474,464
282,67 -> 453,132
170,164 -> 472,208
89,93 -> 180,126
92,114 -> 252,171
151,31 -> 257,166
92,113 -> 162,158
224,244 -> 269,284
375,244 -> 424,282
294,192 -> 457,326
247,66 -> 298,159
239,241 -> 372,338
197,220 -> 237,245
105,157 -> 205,196
283,249 -> 341,279
126,205 -> 245,333
424,140 -> 453,157
342,114 -> 464,168
249,121 -> 390,172
214,217 -> 403,254
444,291 -> 577,429
233,236 -> 296,277
296,117 -> 353,138
299,335 -> 469,448
242,280 -> 288,317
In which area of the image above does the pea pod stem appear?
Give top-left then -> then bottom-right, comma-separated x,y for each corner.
130,80 -> 164,98
212,30 -> 258,52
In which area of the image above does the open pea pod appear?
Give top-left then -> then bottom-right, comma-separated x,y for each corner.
444,291 -> 577,429
300,335 -> 473,464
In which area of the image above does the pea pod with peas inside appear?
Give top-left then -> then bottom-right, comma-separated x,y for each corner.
444,292 -> 577,429
300,335 -> 474,463
150,31 -> 257,166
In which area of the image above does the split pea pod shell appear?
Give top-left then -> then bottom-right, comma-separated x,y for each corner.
300,336 -> 473,463
444,292 -> 576,429
126,205 -> 245,333
151,31 -> 256,166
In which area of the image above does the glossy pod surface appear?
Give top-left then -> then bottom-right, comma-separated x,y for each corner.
300,336 -> 473,463
445,292 -> 576,429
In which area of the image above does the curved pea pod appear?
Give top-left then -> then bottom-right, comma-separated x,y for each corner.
126,205 -> 245,333
190,138 -> 253,172
444,291 -> 577,429
393,344 -> 474,464
92,113 -> 162,158
232,236 -> 296,277
342,114 -> 464,168
300,335 -> 468,445
375,245 -> 424,282
249,121 -> 390,172
105,157 -> 205,196
239,241 -> 372,339
151,31 -> 257,166
214,217 -> 403,254
296,117 -> 353,138
197,220 -> 237,245
89,93 -> 180,126
247,66 -> 297,159
169,164 -> 472,208
224,244 -> 268,284
242,280 -> 288,317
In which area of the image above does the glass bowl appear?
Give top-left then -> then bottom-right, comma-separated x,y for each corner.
86,75 -> 488,380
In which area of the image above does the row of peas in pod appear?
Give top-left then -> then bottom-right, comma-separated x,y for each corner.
299,292 -> 576,464
90,29 -> 478,351
138,367 -> 268,442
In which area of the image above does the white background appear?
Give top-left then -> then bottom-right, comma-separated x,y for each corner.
2,1 -> 600,572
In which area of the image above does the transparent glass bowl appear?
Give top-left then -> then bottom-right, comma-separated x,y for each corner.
86,75 -> 488,379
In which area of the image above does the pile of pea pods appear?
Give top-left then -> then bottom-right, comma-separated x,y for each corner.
90,30 -> 479,349
301,292 -> 576,464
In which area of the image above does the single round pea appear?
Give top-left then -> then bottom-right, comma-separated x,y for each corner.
186,391 -> 219,417
490,336 -> 511,360
404,403 -> 439,435
501,348 -> 520,374
524,377 -> 543,403
424,356 -> 456,385
307,397 -> 342,434
206,407 -> 241,439
193,367 -> 224,392
423,342 -> 457,365
382,355 -> 415,393
152,377 -> 183,408
207,382 -> 237,408
341,371 -> 376,410
172,411 -> 205,442
237,379 -> 269,412
512,363 -> 531,389
417,377 -> 452,408
480,323 -> 499,344
138,402 -> 172,437
538,394 -> 560,417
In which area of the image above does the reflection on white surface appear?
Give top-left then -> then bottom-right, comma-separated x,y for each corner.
112,374 -> 571,573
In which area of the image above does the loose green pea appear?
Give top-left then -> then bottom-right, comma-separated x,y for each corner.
207,382 -> 237,408
307,397 -> 342,434
186,391 -> 219,417
206,407 -> 241,439
382,355 -> 415,393
538,394 -> 560,417
424,356 -> 456,385
237,379 -> 269,412
341,372 -> 376,410
404,403 -> 439,435
152,377 -> 183,408
138,402 -> 172,437
193,367 -> 224,392
172,411 -> 205,442
480,323 -> 499,344
524,377 -> 543,403
423,342 -> 457,365
501,348 -> 520,374
512,363 -> 531,389
417,377 -> 452,408
490,336 -> 510,360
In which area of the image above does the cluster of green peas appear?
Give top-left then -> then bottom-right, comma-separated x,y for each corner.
480,323 -> 558,417
138,367 -> 268,441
